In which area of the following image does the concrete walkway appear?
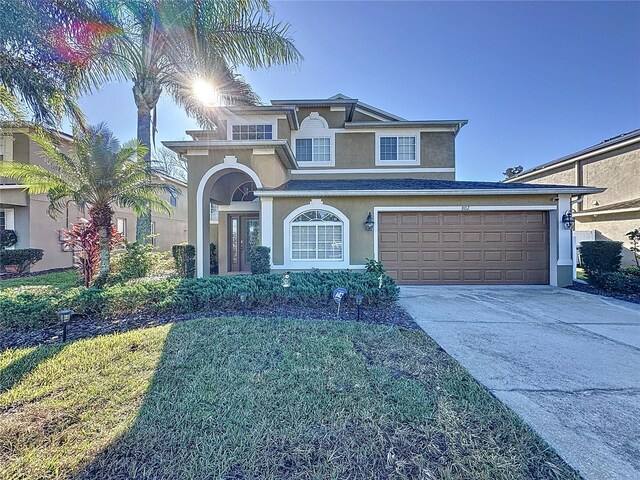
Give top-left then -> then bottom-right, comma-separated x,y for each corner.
399,285 -> 640,480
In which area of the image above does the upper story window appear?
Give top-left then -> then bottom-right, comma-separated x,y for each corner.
0,136 -> 4,161
292,113 -> 334,166
376,132 -> 420,165
232,124 -> 273,140
232,181 -> 257,202
169,192 -> 177,207
295,138 -> 331,162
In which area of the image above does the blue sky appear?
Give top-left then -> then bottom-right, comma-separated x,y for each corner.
79,1 -> 640,182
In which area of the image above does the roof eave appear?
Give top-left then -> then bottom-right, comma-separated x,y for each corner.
255,187 -> 603,197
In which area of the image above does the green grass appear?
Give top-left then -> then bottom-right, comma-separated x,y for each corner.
576,267 -> 587,281
0,318 -> 579,479
0,270 -> 81,291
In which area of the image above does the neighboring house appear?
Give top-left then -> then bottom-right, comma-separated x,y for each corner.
164,94 -> 600,286
0,126 -> 187,272
505,129 -> 640,266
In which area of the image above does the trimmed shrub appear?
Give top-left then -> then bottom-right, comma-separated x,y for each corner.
590,271 -> 640,295
248,246 -> 270,274
365,258 -> 385,276
110,242 -> 154,283
579,241 -> 622,279
0,248 -> 44,273
0,229 -> 18,249
172,244 -> 196,278
0,271 -> 399,331
209,243 -> 218,275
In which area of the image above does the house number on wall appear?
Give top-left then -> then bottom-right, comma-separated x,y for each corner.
461,206 -> 471,211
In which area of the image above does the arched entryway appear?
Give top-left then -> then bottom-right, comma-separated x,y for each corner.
196,158 -> 263,277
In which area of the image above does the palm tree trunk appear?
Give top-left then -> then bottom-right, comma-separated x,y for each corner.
90,205 -> 113,286
97,224 -> 111,280
135,101 -> 152,242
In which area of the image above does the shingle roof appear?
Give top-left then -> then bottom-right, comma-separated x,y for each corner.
267,178 -> 589,192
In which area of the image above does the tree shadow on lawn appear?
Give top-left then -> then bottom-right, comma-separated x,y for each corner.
0,344 -> 65,394
78,317 -> 580,480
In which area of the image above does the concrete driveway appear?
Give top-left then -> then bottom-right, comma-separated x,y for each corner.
399,285 -> 640,480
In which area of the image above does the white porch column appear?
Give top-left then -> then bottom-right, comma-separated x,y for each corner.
260,196 -> 273,264
556,194 -> 574,286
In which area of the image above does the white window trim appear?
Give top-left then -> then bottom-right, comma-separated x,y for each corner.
372,205 -> 561,286
0,133 -> 14,162
291,113 -> 336,167
375,130 -> 420,166
225,115 -> 278,141
283,200 -> 350,269
1,208 -> 15,249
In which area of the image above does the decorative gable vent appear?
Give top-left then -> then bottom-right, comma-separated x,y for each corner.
300,112 -> 328,130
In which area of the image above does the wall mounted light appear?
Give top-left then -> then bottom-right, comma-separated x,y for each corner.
364,212 -> 375,231
562,210 -> 575,230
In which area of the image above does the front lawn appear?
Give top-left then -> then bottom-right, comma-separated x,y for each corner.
0,269 -> 80,291
0,317 -> 579,479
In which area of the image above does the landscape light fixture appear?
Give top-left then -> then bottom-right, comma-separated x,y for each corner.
355,294 -> 364,322
282,271 -> 291,288
364,212 -> 375,231
239,292 -> 248,315
562,210 -> 575,230
56,309 -> 73,342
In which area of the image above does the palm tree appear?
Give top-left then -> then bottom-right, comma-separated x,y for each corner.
0,0 -> 120,126
103,0 -> 302,241
0,124 -> 173,283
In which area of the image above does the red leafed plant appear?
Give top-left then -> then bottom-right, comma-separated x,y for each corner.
62,221 -> 124,287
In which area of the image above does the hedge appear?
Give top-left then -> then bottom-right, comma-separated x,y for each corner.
589,269 -> 640,295
579,241 -> 622,278
0,248 -> 44,273
0,271 -> 399,331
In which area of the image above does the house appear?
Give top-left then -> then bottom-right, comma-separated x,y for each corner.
164,94 -> 601,286
504,129 -> 640,266
0,126 -> 188,272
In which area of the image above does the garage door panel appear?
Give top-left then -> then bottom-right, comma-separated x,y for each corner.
379,211 -> 549,285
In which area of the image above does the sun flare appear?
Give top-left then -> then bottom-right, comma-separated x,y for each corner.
192,78 -> 219,106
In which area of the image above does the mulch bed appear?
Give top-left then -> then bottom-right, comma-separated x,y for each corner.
566,282 -> 640,305
0,304 -> 418,351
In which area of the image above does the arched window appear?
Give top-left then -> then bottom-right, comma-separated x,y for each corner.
232,181 -> 256,202
291,209 -> 343,260
294,112 -> 333,164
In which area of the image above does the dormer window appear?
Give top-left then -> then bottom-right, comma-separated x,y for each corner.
292,112 -> 334,166
232,124 -> 273,140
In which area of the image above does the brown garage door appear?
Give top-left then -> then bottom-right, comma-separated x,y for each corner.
379,211 -> 549,285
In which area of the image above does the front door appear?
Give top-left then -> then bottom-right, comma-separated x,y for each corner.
229,215 -> 260,272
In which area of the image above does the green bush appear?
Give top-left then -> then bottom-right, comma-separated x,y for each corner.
579,241 -> 622,280
172,244 -> 196,278
0,271 -> 399,331
621,266 -> 640,277
0,248 -> 44,273
248,246 -> 270,274
365,258 -> 385,276
110,242 -> 154,283
209,243 -> 218,275
1,229 -> 18,249
590,271 -> 640,295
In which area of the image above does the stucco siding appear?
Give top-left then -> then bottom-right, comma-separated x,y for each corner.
270,194 -> 558,268
334,132 -> 374,168
521,165 -> 576,186
581,145 -> 640,207
421,132 -> 455,169
297,107 -> 345,129
576,213 -> 640,266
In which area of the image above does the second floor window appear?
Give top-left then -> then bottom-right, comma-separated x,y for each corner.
380,136 -> 416,161
296,137 -> 331,162
169,192 -> 177,207
232,124 -> 273,140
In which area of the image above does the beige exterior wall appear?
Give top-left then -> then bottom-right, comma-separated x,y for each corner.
1,131 -> 187,272
515,141 -> 640,266
270,194 -> 558,267
297,107 -> 345,129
